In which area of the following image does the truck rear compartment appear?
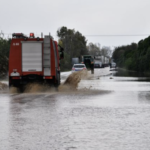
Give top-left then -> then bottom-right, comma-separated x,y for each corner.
9,33 -> 62,91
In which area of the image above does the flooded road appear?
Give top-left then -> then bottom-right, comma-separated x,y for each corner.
1,68 -> 150,150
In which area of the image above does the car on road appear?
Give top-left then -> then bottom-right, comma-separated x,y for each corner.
72,64 -> 87,72
94,62 -> 103,68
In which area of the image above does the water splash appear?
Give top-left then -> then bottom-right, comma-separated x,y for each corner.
0,82 -> 8,91
24,83 -> 56,93
58,70 -> 89,92
2,70 -> 91,93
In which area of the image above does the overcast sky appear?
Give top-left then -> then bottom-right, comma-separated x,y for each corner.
0,0 -> 150,48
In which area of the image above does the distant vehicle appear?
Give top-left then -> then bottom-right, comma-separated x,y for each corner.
104,57 -> 110,67
96,56 -> 109,67
94,62 -> 103,68
72,64 -> 87,72
72,58 -> 79,65
110,62 -> 116,68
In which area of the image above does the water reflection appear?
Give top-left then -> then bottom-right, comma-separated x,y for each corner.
0,95 -> 10,150
1,68 -> 150,150
110,68 -> 150,82
138,92 -> 150,104
112,69 -> 150,81
8,94 -> 66,150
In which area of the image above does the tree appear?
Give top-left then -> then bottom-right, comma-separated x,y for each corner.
87,42 -> 100,56
57,26 -> 88,71
112,43 -> 138,70
101,46 -> 112,58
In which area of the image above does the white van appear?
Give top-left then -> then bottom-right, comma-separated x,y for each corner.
110,62 -> 116,68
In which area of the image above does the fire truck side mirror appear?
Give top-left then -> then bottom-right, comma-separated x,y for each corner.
58,45 -> 64,60
58,45 -> 64,52
60,51 -> 64,60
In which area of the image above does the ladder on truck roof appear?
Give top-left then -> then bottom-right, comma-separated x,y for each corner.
43,36 -> 51,76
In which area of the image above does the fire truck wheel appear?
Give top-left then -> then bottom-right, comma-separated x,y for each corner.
55,72 -> 60,87
57,73 -> 60,85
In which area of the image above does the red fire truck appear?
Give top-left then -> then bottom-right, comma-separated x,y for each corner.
9,33 -> 64,91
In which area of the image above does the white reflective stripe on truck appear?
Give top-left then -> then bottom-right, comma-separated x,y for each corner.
22,41 -> 43,72
43,36 -> 51,76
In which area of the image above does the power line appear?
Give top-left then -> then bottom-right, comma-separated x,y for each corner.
84,34 -> 150,37
53,34 -> 150,37
1,33 -> 150,37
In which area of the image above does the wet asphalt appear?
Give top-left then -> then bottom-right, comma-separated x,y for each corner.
1,67 -> 150,150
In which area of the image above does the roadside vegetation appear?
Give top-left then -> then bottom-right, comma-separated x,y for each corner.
57,26 -> 89,71
2,27 -> 149,74
0,37 -> 11,76
112,36 -> 150,73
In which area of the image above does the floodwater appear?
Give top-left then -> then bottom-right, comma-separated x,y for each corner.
1,68 -> 150,150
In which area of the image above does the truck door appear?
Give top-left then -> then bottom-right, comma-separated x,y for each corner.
22,41 -> 43,72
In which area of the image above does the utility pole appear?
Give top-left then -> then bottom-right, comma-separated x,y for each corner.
0,30 -> 4,38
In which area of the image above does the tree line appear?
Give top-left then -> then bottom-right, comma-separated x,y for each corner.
112,36 -> 150,73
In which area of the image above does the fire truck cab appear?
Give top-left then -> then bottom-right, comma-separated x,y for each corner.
9,33 -> 64,91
